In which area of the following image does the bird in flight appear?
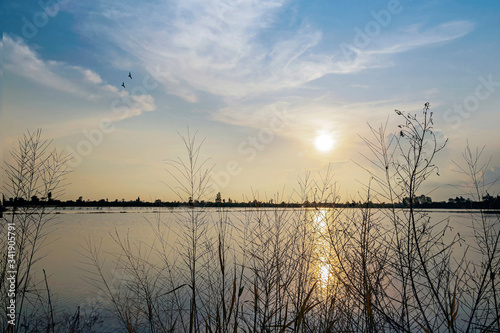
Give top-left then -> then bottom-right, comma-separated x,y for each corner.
121,82 -> 126,88
128,72 -> 133,79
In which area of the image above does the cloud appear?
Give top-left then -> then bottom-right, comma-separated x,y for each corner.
4,34 -> 155,107
63,1 -> 476,143
70,2 -> 473,104
485,166 -> 500,190
71,0 -> 340,101
4,34 -> 83,96
208,19 -> 474,131
3,33 -> 157,138
367,20 -> 475,55
82,69 -> 103,84
338,20 -> 475,73
0,39 -> 3,77
4,34 -> 117,100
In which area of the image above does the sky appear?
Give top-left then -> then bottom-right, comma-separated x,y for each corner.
2,0 -> 500,203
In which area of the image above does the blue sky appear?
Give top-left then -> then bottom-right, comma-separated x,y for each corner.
2,0 -> 500,202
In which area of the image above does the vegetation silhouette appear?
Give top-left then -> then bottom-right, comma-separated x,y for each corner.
1,105 -> 499,332
3,193 -> 500,210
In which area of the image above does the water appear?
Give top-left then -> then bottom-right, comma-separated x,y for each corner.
39,207 -> 202,331
26,206 -> 260,331
3,207 -> 498,332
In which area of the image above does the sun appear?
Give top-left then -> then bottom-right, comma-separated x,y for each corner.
314,133 -> 335,152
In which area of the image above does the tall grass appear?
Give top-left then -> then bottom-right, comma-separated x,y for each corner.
81,104 -> 498,332
343,103 -> 500,332
0,130 -> 64,332
1,130 -> 100,332
0,130 -> 104,332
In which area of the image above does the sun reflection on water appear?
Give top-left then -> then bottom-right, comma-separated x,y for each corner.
311,209 -> 334,293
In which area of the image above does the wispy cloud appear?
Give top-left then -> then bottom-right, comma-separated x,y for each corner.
61,1 -> 477,147
0,39 -> 4,78
70,2 -> 473,110
3,34 -> 156,120
81,69 -> 103,84
71,0 -> 335,101
367,20 -> 474,55
4,35 -> 83,96
337,20 -> 475,74
4,33 -> 157,137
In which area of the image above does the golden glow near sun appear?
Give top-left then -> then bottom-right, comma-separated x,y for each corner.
314,133 -> 335,152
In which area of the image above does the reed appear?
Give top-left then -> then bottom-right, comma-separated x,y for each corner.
0,130 -> 70,332
23,104 -> 497,332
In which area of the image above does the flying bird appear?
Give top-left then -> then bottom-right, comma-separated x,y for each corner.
128,72 -> 132,79
121,82 -> 125,88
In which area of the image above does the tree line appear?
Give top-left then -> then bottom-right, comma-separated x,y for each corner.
2,192 -> 500,210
